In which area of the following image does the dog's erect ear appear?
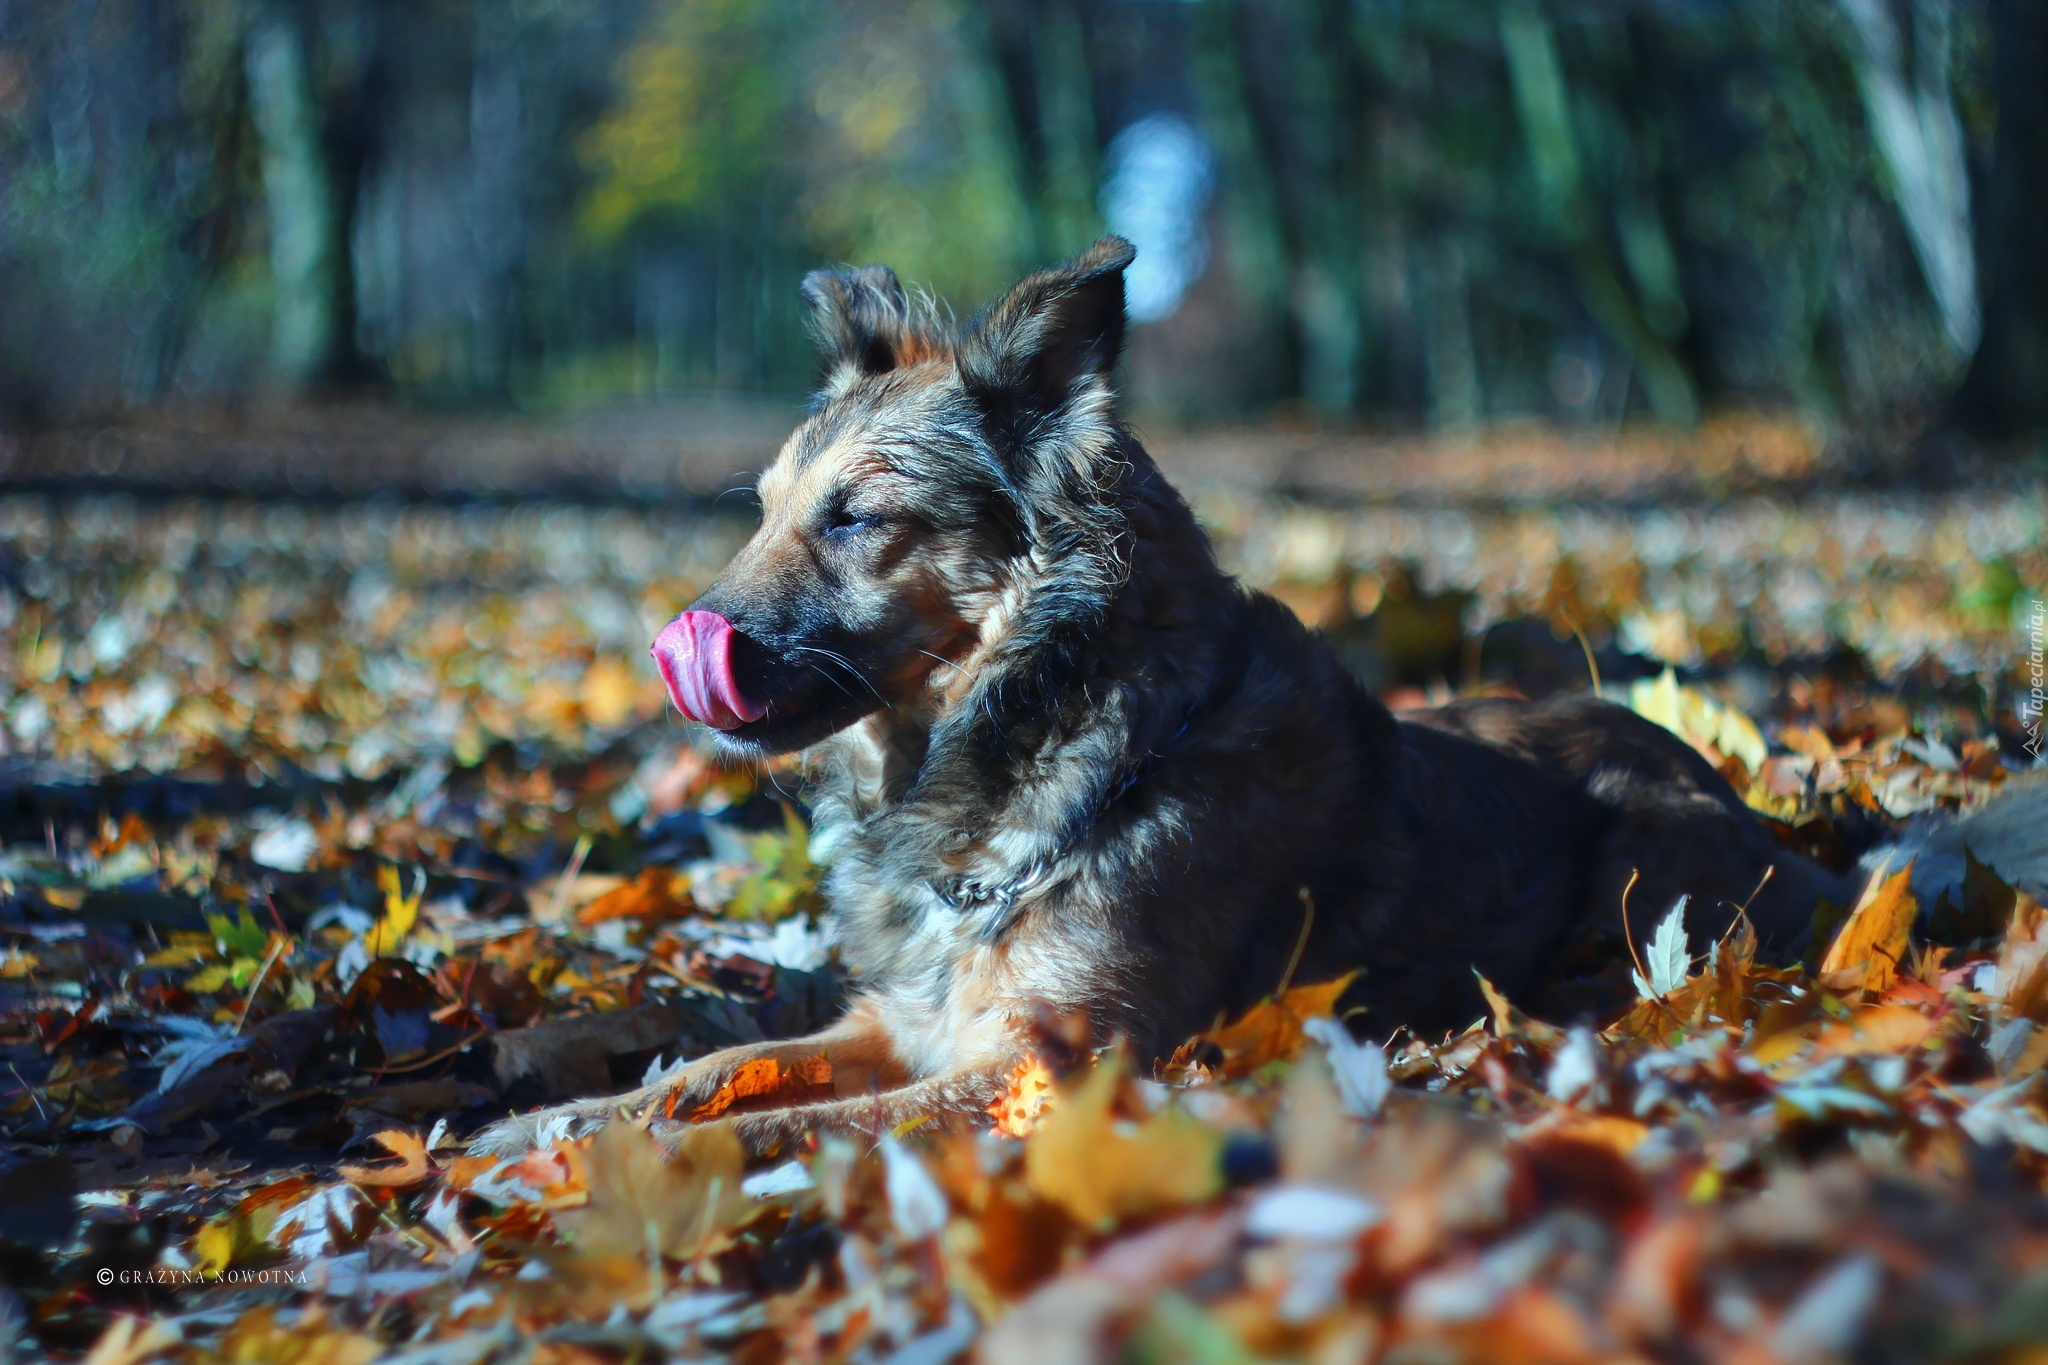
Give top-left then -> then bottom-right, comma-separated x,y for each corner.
801,264 -> 912,382
957,236 -> 1135,427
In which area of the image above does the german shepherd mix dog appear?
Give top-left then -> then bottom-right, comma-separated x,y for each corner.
477,237 -> 1856,1157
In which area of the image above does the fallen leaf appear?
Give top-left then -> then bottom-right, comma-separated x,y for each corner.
1634,896 -> 1692,999
1815,1004 -> 1936,1057
339,1129 -> 432,1188
1025,1052 -> 1224,1227
576,865 -> 691,925
1820,865 -> 1917,993
1202,973 -> 1358,1079
363,865 -> 422,957
988,1054 -> 1057,1138
554,1119 -> 746,1261
681,1054 -> 833,1121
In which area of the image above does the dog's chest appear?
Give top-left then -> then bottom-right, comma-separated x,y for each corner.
822,834 -> 1102,1077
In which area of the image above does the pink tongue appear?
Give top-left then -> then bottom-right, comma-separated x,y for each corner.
650,611 -> 767,730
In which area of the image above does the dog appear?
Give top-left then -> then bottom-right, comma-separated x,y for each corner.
475,236 -> 1862,1158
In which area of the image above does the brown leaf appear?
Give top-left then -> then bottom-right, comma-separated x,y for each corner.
1819,864 -> 1917,993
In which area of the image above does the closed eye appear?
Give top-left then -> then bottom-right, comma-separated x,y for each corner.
821,507 -> 887,542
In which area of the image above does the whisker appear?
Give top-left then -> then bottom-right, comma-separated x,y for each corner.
805,662 -> 860,699
790,645 -> 886,702
918,649 -> 974,683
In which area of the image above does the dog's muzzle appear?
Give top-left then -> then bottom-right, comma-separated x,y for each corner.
650,610 -> 767,730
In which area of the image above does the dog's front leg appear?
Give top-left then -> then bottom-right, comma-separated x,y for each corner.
468,998 -> 904,1155
665,1062 -> 1017,1157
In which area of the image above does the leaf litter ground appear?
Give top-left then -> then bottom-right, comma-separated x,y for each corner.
0,474 -> 2044,1364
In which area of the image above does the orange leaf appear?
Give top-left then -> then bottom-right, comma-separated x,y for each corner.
339,1129 -> 432,1188
233,1174 -> 318,1217
1819,864 -> 1917,993
684,1055 -> 833,1121
1997,894 -> 2048,1021
1201,972 -> 1358,1079
987,1054 -> 1056,1138
577,866 -> 691,926
1815,1004 -> 1936,1057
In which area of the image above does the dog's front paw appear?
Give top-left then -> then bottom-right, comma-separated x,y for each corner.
468,1101 -> 615,1157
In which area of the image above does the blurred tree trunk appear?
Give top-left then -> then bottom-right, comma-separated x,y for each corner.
244,1 -> 345,389
1194,0 -> 1365,415
981,0 -> 1101,264
1190,0 -> 1293,397
1499,0 -> 1697,426
1951,0 -> 2048,438
1836,0 -> 1978,363
469,4 -> 527,397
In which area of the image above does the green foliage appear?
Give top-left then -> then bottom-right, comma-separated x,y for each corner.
579,0 -> 791,242
579,0 -> 1031,306
206,906 -> 270,963
724,804 -> 819,922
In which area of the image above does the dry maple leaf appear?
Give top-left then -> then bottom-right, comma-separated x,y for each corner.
1819,864 -> 1917,993
554,1119 -> 746,1261
1200,971 -> 1359,1079
680,1054 -> 833,1121
576,865 -> 691,926
1024,1052 -> 1223,1227
338,1128 -> 432,1188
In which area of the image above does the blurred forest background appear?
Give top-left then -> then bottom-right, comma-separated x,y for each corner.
0,0 -> 2043,445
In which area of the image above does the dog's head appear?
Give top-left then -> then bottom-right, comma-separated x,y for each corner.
652,236 -> 1137,756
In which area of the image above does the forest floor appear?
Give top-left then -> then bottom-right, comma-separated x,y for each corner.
1,410 -> 2046,1363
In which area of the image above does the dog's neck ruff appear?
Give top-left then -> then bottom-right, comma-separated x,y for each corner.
917,679 -> 1222,940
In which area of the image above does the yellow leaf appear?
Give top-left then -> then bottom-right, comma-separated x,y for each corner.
1819,864 -> 1917,993
1816,1004 -> 1936,1057
193,1220 -> 235,1278
0,948 -> 37,979
555,1120 -> 747,1262
364,865 -> 422,957
185,963 -> 233,993
1714,705 -> 1768,775
1629,668 -> 1766,773
191,1206 -> 279,1279
140,943 -> 210,969
1024,1053 -> 1224,1227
